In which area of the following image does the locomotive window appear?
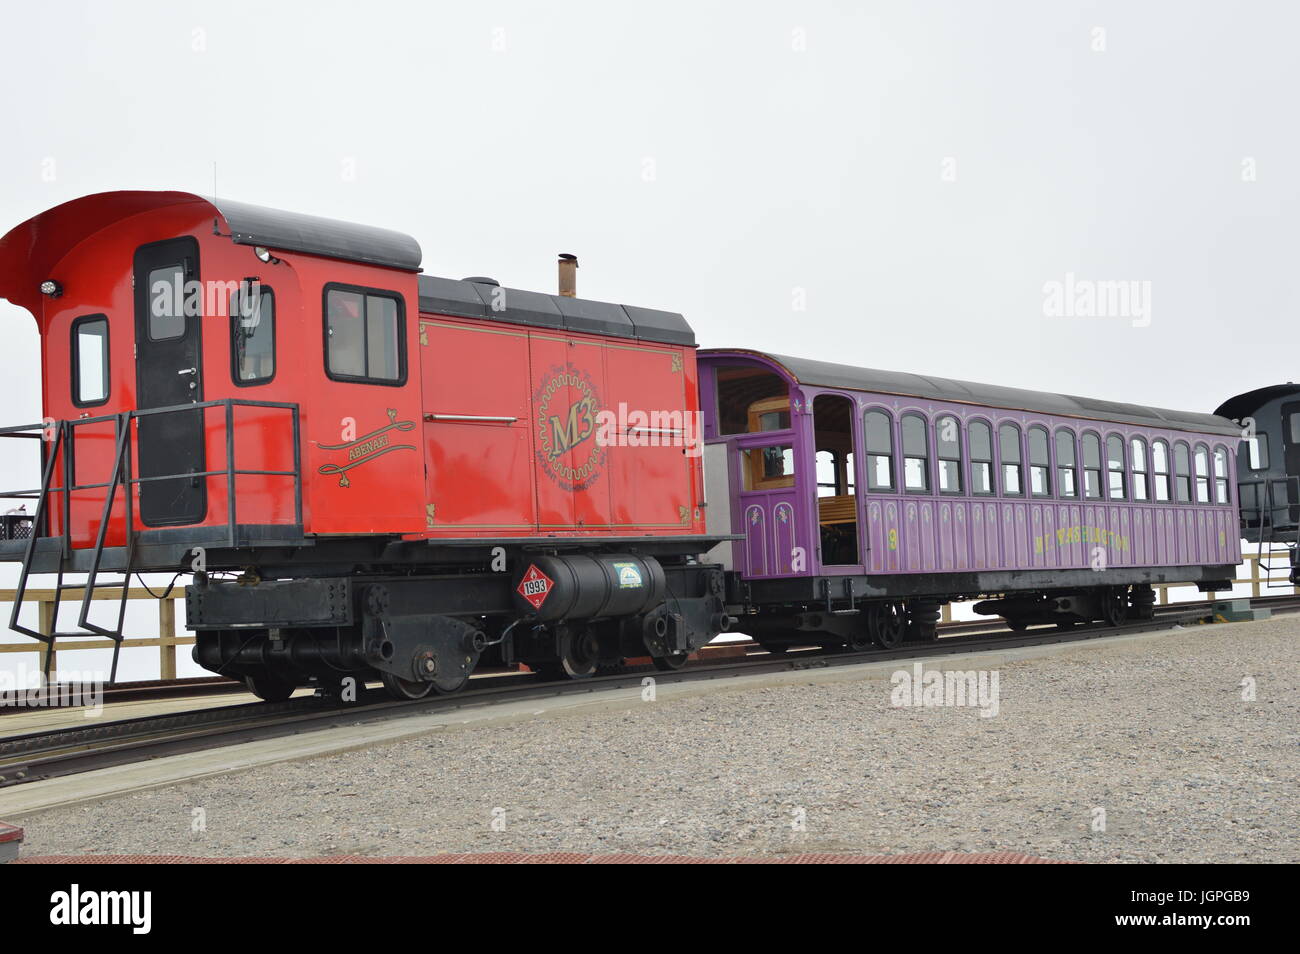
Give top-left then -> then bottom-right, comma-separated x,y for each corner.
230,286 -> 275,385
1106,435 -> 1126,500
1173,442 -> 1192,503
1081,433 -> 1102,499
1130,438 -> 1149,501
935,415 -> 962,494
901,414 -> 929,492
1247,433 -> 1269,470
71,315 -> 109,407
1213,446 -> 1230,504
147,264 -> 186,341
325,285 -> 405,384
1152,440 -> 1171,502
969,420 -> 994,495
1055,429 -> 1077,498
1028,426 -> 1050,497
1194,444 -> 1211,504
1291,413 -> 1300,444
998,423 -> 1022,496
863,410 -> 894,492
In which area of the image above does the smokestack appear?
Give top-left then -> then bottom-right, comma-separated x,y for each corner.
558,253 -> 578,298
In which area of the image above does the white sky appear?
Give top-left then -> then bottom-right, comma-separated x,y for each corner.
1,0 -> 1296,681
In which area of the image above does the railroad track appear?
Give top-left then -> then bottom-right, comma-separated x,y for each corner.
7,592 -> 1292,711
2,594 -> 1297,790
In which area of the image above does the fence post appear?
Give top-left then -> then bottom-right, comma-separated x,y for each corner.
158,596 -> 177,680
37,596 -> 56,679
1251,555 -> 1261,598
941,603 -> 952,624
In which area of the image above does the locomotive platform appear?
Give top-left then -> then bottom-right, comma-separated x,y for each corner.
4,616 -> 1297,863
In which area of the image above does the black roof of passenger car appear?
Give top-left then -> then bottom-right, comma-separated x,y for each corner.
417,275 -> 694,347
703,349 -> 1240,437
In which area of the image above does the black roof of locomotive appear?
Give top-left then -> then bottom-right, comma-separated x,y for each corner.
417,275 -> 695,347
707,349 -> 1241,437
1214,384 -> 1300,422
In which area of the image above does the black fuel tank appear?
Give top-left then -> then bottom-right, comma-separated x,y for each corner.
512,553 -> 666,622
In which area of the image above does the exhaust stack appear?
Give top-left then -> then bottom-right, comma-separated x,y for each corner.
558,253 -> 578,298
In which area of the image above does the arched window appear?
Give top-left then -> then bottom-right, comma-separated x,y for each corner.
1213,445 -> 1230,504
999,423 -> 1023,496
1055,429 -> 1077,498
1193,443 -> 1211,503
1106,434 -> 1126,500
935,414 -> 963,494
901,413 -> 929,492
1173,441 -> 1192,503
1152,440 -> 1171,502
1081,432 -> 1102,499
863,409 -> 895,492
1028,426 -> 1051,497
969,420 -> 994,495
1130,437 -> 1149,502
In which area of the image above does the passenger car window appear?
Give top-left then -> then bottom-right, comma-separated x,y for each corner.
1173,442 -> 1192,503
1055,430 -> 1077,498
901,414 -> 929,492
863,410 -> 895,492
1152,440 -> 1171,502
999,423 -> 1022,496
969,421 -> 994,495
1194,444 -> 1211,504
742,444 -> 795,491
935,415 -> 962,494
1081,433 -> 1102,499
1028,426 -> 1050,497
1213,446 -> 1230,504
1130,437 -> 1149,501
1106,435 -> 1126,500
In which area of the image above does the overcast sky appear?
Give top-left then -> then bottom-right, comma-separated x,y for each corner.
1,1 -> 1296,678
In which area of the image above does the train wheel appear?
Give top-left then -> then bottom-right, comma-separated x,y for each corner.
547,626 -> 600,679
245,675 -> 296,703
870,602 -> 906,649
652,652 -> 690,671
1099,587 -> 1129,627
380,673 -> 437,700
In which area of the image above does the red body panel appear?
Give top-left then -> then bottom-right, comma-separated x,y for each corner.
419,315 -> 703,538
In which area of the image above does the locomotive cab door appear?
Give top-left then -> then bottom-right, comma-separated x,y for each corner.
1282,400 -> 1300,526
132,237 -> 207,526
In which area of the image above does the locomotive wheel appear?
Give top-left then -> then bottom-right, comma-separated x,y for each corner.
1099,587 -> 1128,627
245,675 -> 296,703
869,602 -> 906,649
652,652 -> 690,671
380,672 -> 437,700
535,626 -> 600,680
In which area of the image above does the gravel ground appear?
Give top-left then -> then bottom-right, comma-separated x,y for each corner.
13,617 -> 1299,862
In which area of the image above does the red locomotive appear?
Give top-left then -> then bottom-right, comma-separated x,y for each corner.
0,191 -> 728,698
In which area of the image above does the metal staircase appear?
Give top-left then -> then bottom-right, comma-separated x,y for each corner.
1239,476 -> 1300,588
4,414 -> 135,682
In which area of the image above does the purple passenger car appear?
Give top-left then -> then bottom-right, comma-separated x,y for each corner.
700,350 -> 1241,650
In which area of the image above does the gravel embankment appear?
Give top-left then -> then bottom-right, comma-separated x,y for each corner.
12,618 -> 1299,862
